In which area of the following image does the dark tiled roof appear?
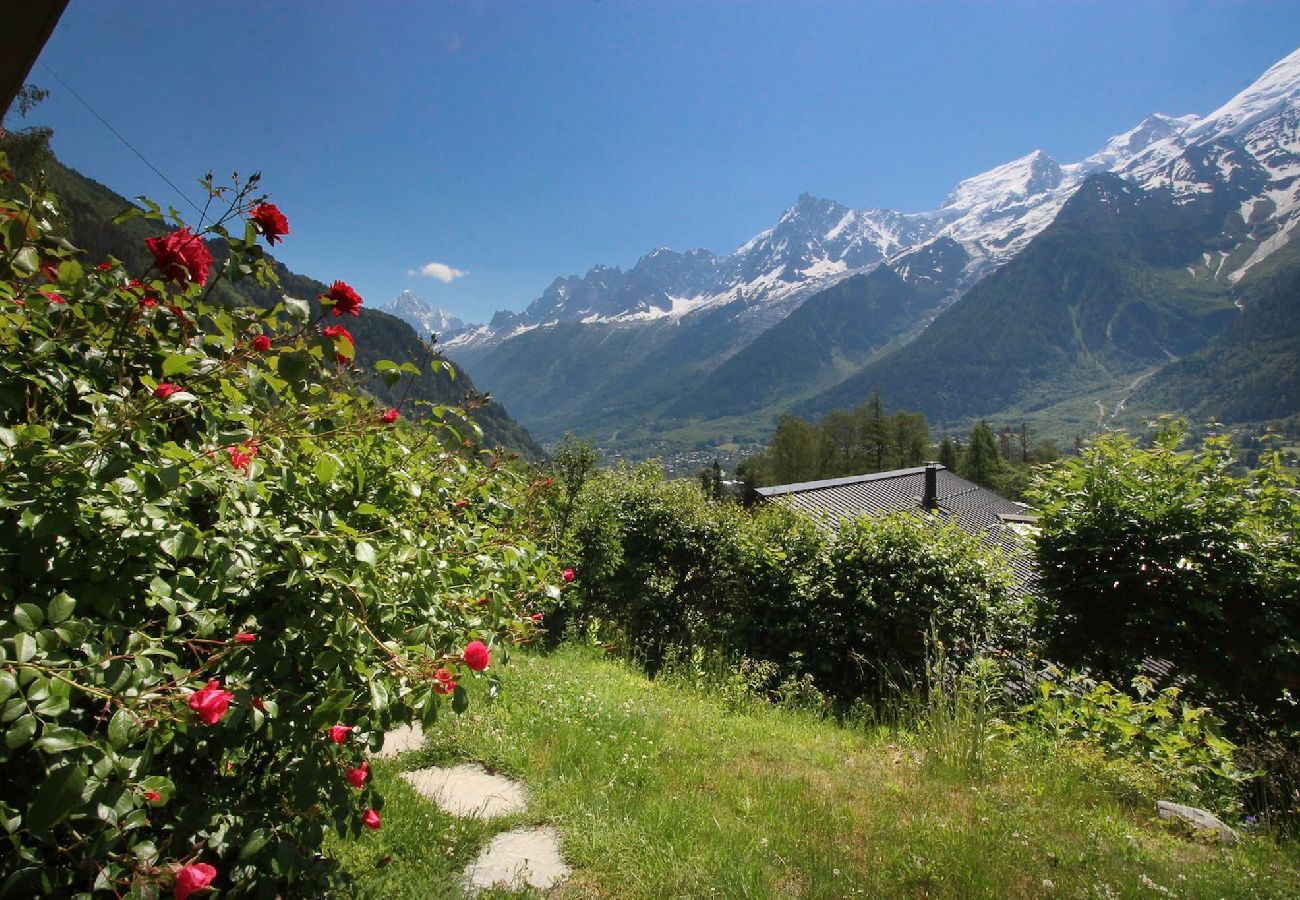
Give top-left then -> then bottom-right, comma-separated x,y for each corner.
756,466 -> 1040,596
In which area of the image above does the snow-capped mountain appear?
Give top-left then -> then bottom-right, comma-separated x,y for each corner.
449,100 -> 1233,353
380,290 -> 470,341
444,47 -> 1300,449
1119,47 -> 1300,280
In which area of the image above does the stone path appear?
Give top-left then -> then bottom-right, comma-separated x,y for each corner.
401,763 -> 528,820
463,826 -> 571,894
382,724 -> 571,895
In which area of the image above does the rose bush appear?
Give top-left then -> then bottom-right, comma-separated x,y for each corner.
0,154 -> 559,895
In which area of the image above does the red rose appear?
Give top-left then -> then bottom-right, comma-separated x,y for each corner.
322,323 -> 354,364
41,263 -> 59,281
321,280 -> 363,317
173,862 -> 217,900
95,261 -> 114,272
362,808 -> 381,829
226,447 -> 253,472
40,289 -> 65,305
251,334 -> 272,352
233,632 -> 256,644
252,696 -> 266,712
248,203 -> 289,246
435,667 -> 455,683
463,640 -> 490,672
154,383 -> 182,400
144,790 -> 162,802
188,679 -> 233,725
434,679 -> 455,695
381,409 -> 399,424
530,612 -> 544,622
476,596 -> 490,606
454,498 -> 469,508
329,724 -> 351,744
139,295 -> 159,309
346,761 -> 369,789
562,568 -> 575,583
146,227 -> 212,285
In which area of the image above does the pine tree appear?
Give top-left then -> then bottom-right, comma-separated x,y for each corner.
961,421 -> 1001,487
938,436 -> 959,470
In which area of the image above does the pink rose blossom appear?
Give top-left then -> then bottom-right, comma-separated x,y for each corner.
346,761 -> 369,789
173,862 -> 217,900
188,679 -> 233,725
463,640 -> 490,672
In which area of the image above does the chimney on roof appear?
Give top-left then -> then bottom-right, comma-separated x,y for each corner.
922,462 -> 940,511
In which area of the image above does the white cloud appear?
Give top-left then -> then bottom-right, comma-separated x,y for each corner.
408,261 -> 468,283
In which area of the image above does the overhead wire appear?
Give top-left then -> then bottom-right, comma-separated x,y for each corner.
37,61 -> 204,216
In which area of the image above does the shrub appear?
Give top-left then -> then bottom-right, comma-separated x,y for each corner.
566,464 -> 740,671
828,513 -> 1032,698
565,468 -> 1031,705
1030,420 -> 1300,722
1023,670 -> 1244,816
0,161 -> 555,895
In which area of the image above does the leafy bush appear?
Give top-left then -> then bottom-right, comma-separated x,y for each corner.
0,160 -> 555,895
1030,420 -> 1300,722
1023,670 -> 1243,816
565,468 -> 1029,703
828,513 -> 1032,698
566,464 -> 740,671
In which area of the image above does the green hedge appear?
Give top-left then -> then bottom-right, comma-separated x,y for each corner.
563,465 -> 1030,701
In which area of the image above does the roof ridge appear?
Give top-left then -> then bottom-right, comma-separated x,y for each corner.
755,465 -> 941,497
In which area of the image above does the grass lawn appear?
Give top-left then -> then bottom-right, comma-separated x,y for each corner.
329,645 -> 1300,898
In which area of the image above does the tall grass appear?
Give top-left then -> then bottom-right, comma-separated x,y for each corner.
330,645 -> 1300,898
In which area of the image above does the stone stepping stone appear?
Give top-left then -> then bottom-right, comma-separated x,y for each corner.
463,826 -> 570,895
376,722 -> 425,759
401,763 -> 528,820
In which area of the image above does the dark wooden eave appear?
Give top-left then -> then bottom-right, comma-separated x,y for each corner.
1,1 -> 69,120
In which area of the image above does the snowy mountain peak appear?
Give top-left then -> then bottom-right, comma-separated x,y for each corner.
940,149 -> 1063,212
1078,113 -> 1200,171
381,290 -> 471,339
1185,46 -> 1300,144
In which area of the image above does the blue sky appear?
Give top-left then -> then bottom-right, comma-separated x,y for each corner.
21,1 -> 1300,323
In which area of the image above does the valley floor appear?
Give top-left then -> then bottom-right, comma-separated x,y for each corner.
329,646 -> 1300,898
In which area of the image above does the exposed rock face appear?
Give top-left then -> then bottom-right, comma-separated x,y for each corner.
1156,800 -> 1239,844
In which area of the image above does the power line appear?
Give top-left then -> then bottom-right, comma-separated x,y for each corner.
37,61 -> 203,216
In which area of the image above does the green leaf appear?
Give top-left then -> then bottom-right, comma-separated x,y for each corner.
112,206 -> 144,224
161,354 -> 194,377
277,350 -> 312,383
368,678 -> 389,712
354,541 -> 376,566
26,764 -> 87,836
420,692 -> 440,730
35,727 -> 87,754
5,714 -> 36,749
12,246 -> 39,277
0,671 -> 15,704
451,684 -> 469,714
140,775 -> 174,800
13,603 -> 43,631
240,828 -> 271,859
314,454 -> 341,485
14,633 -> 35,663
284,297 -> 310,320
108,708 -> 138,750
159,532 -> 198,560
309,691 -> 352,729
46,594 -> 74,625
56,259 -> 82,287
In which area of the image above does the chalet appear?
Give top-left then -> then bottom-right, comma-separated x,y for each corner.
755,463 -> 1040,596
